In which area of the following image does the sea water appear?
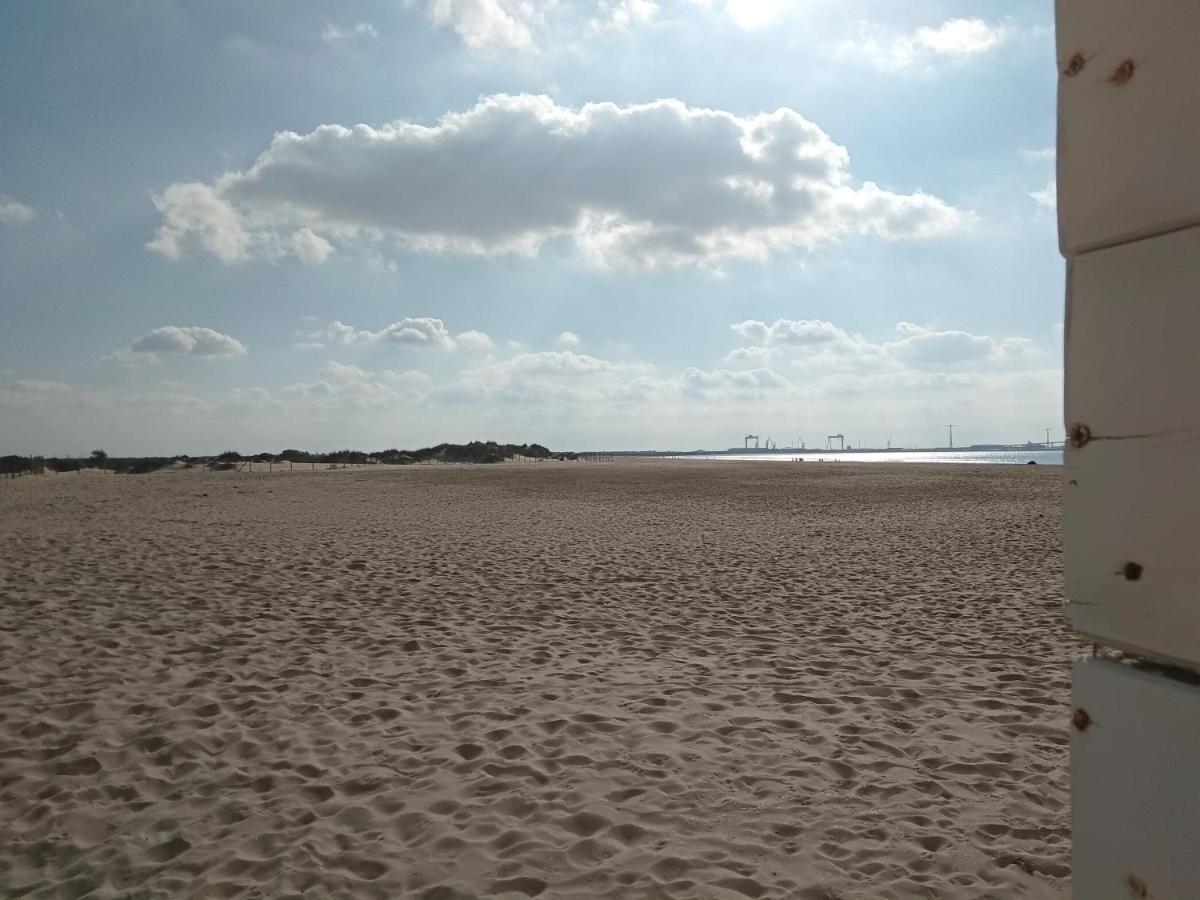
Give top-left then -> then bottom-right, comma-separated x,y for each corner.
673,449 -> 1063,466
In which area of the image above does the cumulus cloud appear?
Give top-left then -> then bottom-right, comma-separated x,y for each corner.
322,317 -> 459,350
290,228 -> 333,265
844,18 -> 1012,70
105,326 -> 247,365
8,310 -> 1061,452
0,196 -> 36,225
148,94 -> 966,271
306,318 -> 493,352
889,322 -> 1035,365
132,326 -> 247,357
556,331 -> 581,348
424,0 -> 541,51
147,183 -> 251,263
321,22 -> 379,42
456,329 -> 494,350
732,318 -> 856,349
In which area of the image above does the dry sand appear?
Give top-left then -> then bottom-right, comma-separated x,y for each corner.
0,461 -> 1076,899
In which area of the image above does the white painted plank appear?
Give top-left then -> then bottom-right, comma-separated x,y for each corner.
1057,0 -> 1200,255
1066,226 -> 1200,439
1072,658 -> 1200,899
1065,440 -> 1200,667
1065,227 -> 1200,666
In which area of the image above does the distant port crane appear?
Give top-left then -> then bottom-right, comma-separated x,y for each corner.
826,433 -> 845,451
743,434 -> 760,449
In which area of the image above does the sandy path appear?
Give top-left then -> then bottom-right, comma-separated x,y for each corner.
0,461 -> 1075,899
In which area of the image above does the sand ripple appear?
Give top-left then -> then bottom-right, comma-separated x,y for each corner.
0,462 -> 1074,898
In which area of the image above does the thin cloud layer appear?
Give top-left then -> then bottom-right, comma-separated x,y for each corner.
148,94 -> 967,270
321,22 -> 379,42
588,0 -> 657,34
728,319 -> 1037,368
1030,180 -> 1056,211
0,196 -> 36,225
843,18 -> 1013,71
723,0 -> 788,30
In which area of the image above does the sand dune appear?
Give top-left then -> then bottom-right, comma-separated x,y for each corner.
0,461 -> 1074,898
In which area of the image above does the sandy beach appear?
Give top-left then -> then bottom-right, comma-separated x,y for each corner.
0,461 -> 1074,899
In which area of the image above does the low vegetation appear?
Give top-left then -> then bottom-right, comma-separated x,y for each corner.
2,442 -> 561,476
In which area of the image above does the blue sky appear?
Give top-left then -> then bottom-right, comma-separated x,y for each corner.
0,1 -> 1062,454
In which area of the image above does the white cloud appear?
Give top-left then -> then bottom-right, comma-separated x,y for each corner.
1031,179 -> 1056,210
556,330 -> 581,348
729,319 -> 1040,370
6,312 -> 1061,453
448,347 -> 799,411
283,362 -> 432,413
449,350 -> 655,405
589,0 -> 657,33
457,329 -> 494,350
322,317 -> 459,350
724,0 -> 787,30
131,326 -> 247,357
732,318 -> 857,349
147,183 -> 251,264
889,322 -> 1034,366
723,345 -> 775,365
424,0 -> 540,51
678,366 -> 789,399
844,18 -> 1012,71
290,228 -> 333,265
914,18 -> 1010,56
101,348 -> 161,369
321,22 -> 379,42
150,94 -> 966,270
0,196 -> 35,225
1020,147 -> 1055,162
105,326 -> 247,365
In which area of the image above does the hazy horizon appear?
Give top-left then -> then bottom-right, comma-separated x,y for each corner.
1,1 -> 1062,456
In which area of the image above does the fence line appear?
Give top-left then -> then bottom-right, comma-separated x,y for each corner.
1,456 -> 44,479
